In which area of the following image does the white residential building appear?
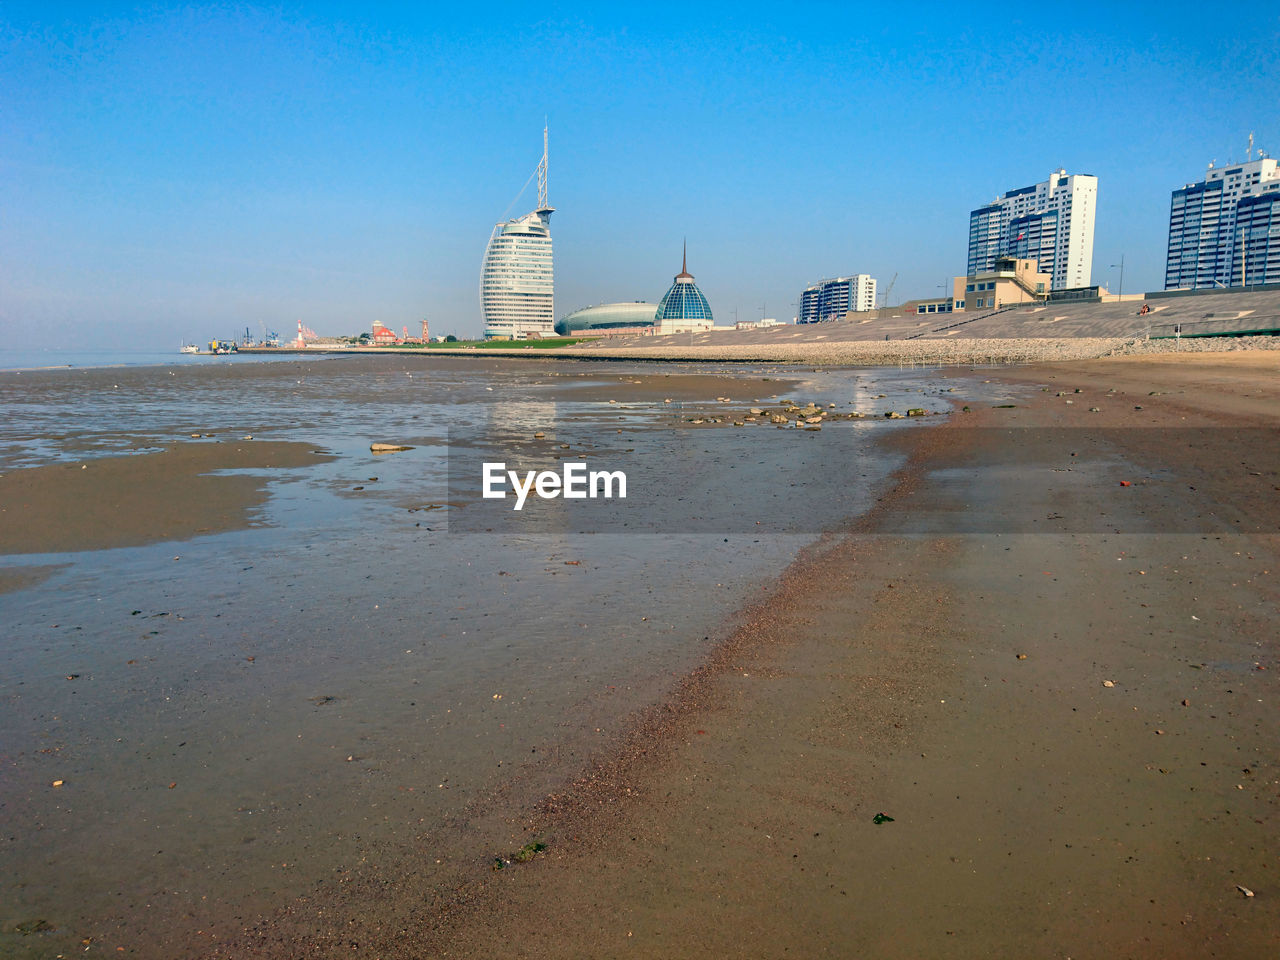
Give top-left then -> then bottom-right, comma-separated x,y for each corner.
967,169 -> 1097,290
1165,155 -> 1280,290
799,275 -> 877,323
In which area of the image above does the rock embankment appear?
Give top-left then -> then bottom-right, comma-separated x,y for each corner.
1106,335 -> 1280,356
565,337 -> 1130,365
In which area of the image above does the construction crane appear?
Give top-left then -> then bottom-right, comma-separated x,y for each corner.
880,273 -> 898,313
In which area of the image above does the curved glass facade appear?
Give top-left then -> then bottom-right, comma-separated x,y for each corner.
481,209 -> 555,339
655,278 -> 713,322
555,302 -> 659,336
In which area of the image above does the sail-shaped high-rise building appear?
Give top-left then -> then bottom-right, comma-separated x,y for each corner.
481,128 -> 555,339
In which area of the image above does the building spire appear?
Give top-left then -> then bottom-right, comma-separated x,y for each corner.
677,238 -> 692,279
537,123 -> 550,210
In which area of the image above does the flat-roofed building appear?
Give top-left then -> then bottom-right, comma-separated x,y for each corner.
1165,155 -> 1280,290
961,257 -> 1050,311
800,275 -> 877,323
968,169 -> 1097,290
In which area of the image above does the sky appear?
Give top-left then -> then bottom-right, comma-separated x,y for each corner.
1,2 -> 1278,346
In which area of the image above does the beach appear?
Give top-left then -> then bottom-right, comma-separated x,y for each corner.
383,351 -> 1277,959
0,355 -> 938,956
2,352 -> 1277,958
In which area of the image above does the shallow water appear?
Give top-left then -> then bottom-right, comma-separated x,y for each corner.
0,356 -> 970,954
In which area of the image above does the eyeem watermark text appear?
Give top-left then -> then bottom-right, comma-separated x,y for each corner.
482,462 -> 627,511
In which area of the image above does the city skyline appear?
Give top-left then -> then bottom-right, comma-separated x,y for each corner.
1,4 -> 1277,347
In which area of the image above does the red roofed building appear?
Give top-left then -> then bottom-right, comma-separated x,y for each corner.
371,320 -> 399,344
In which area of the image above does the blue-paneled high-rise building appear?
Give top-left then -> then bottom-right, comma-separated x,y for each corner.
1165,153 -> 1280,290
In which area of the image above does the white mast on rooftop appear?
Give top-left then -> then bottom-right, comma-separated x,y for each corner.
537,123 -> 550,212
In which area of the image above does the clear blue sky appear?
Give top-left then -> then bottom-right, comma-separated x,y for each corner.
2,2 -> 1277,345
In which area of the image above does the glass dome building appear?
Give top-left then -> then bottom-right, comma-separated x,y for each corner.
655,246 -> 713,333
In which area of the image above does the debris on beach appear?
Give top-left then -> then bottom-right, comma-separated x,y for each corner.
494,841 -> 547,870
514,841 -> 547,862
1102,680 -> 1116,687
1237,885 -> 1255,898
370,443 -> 412,453
872,812 -> 895,824
13,918 -> 54,936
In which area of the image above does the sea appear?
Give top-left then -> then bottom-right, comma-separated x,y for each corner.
0,349 -> 981,955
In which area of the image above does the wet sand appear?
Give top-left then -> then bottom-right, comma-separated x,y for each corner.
0,563 -> 68,595
0,356 -> 791,559
2,356 -> 838,958
0,441 -> 332,556
6,353 -> 1276,957
215,353 -> 1280,958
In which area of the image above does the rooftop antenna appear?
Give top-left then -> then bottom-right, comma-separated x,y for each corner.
1247,131 -> 1254,162
537,122 -> 550,210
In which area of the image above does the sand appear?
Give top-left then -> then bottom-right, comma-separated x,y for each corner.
0,440 -> 331,556
209,352 -> 1280,958
7,352 -> 1277,957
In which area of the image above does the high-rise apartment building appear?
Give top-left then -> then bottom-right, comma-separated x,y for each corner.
481,128 -> 555,339
1165,155 -> 1280,290
799,275 -> 877,323
967,169 -> 1097,290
